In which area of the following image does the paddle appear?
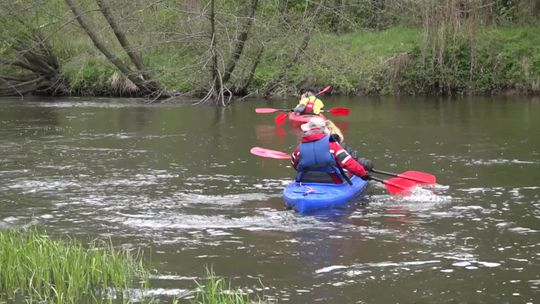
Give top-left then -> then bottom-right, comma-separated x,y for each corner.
314,85 -> 333,96
369,176 -> 416,195
371,169 -> 436,185
257,107 -> 350,115
274,113 -> 288,125
274,85 -> 334,126
250,147 -> 290,160
273,107 -> 348,126
322,107 -> 349,115
256,108 -> 291,114
249,147 -> 426,196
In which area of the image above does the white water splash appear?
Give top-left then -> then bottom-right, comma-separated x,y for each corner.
112,209 -> 336,233
315,265 -> 348,274
467,158 -> 539,166
508,227 -> 538,234
367,260 -> 441,267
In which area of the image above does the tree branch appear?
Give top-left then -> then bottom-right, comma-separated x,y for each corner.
95,0 -> 147,74
64,0 -> 134,77
221,0 -> 258,84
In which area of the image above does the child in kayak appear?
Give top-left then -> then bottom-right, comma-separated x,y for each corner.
291,117 -> 371,184
293,88 -> 324,115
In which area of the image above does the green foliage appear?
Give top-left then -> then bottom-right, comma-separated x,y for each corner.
0,228 -> 147,303
0,40 -> 11,55
63,58 -> 117,95
397,26 -> 540,95
188,267 -> 259,304
494,0 -> 520,24
251,65 -> 278,88
1,0 -> 538,97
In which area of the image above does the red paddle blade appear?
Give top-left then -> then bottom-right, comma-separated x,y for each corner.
398,171 -> 436,185
328,107 -> 349,116
250,147 -> 291,160
317,85 -> 333,95
256,108 -> 280,114
384,177 -> 416,195
274,113 -> 287,126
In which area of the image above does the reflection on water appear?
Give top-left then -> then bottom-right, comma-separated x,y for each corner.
0,96 -> 539,303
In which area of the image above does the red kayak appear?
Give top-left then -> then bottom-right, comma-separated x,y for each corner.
288,112 -> 327,127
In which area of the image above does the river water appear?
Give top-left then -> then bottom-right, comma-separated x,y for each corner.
1,96 -> 539,303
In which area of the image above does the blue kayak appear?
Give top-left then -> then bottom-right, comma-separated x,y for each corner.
283,176 -> 369,214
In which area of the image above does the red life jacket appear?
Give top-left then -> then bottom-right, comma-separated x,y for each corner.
304,96 -> 316,114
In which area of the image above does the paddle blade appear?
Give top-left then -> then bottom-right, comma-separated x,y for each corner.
317,85 -> 333,95
250,147 -> 291,160
256,108 -> 280,114
328,107 -> 350,116
398,171 -> 436,185
274,113 -> 287,126
383,177 -> 416,195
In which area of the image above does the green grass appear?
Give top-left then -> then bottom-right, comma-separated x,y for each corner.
5,0 -> 538,97
186,268 -> 259,304
339,27 -> 422,61
0,228 -> 148,303
254,27 -> 422,94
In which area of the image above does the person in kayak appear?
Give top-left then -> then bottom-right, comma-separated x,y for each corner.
325,120 -> 374,172
293,87 -> 325,115
325,120 -> 344,143
291,117 -> 371,184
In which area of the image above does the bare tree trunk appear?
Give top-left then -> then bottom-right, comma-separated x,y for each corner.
198,0 -> 230,106
235,42 -> 265,96
95,0 -> 146,74
221,0 -> 259,84
65,0 -> 166,98
65,0 -> 132,75
210,0 -> 219,94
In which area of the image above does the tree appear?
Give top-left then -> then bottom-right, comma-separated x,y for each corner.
65,0 -> 169,99
262,0 -> 326,97
0,4 -> 68,97
199,0 -> 259,106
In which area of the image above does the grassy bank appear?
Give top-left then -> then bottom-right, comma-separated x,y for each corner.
58,26 -> 539,97
1,1 -> 538,98
283,26 -> 540,95
0,229 -> 147,303
0,229 -> 263,303
183,268 -> 259,304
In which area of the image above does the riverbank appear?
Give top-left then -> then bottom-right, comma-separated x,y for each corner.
0,229 -> 261,303
4,26 -> 540,98
295,26 -> 540,96
56,26 -> 538,98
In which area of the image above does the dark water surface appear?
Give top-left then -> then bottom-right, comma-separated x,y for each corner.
1,96 -> 539,303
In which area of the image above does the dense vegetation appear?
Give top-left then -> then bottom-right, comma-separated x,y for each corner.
0,0 -> 539,103
0,228 -> 147,303
0,229 -> 258,303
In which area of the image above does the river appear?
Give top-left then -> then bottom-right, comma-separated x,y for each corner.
1,95 -> 539,303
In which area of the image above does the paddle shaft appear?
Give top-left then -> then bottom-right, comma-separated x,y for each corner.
371,169 -> 432,184
315,85 -> 332,96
